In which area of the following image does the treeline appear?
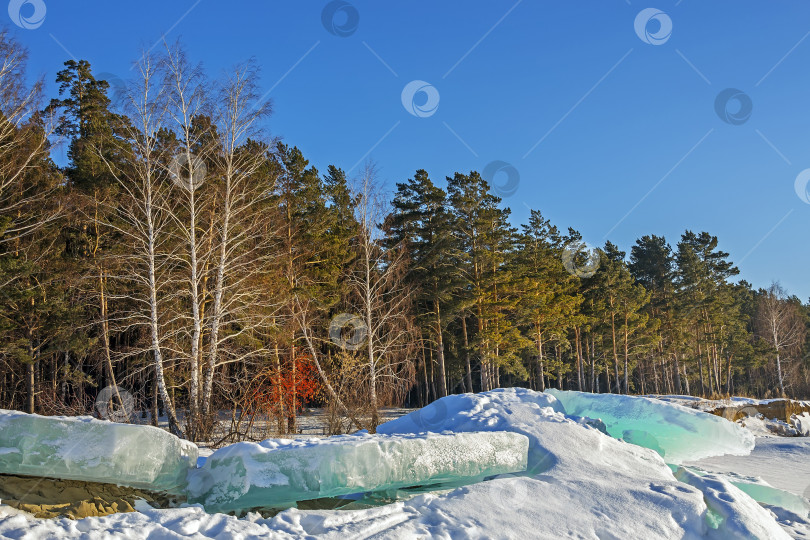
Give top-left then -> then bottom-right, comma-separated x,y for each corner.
0,34 -> 807,441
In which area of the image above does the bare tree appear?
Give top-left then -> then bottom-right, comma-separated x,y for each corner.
100,50 -> 183,436
200,62 -> 278,424
0,30 -> 57,251
347,164 -> 416,430
163,42 -> 213,439
755,282 -> 806,396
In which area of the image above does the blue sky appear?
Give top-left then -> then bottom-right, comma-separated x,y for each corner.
9,0 -> 810,299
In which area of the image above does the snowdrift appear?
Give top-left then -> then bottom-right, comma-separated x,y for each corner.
0,389 -> 800,539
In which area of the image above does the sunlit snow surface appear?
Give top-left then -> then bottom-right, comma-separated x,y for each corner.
187,431 -> 529,512
0,409 -> 197,492
0,389 -> 805,539
546,389 -> 755,464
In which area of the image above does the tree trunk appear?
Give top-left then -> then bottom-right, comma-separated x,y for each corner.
461,315 -> 473,393
673,354 -> 682,394
434,300 -> 447,398
623,318 -> 629,394
536,327 -> 545,392
26,361 -> 35,414
775,351 -> 786,396
610,313 -> 620,393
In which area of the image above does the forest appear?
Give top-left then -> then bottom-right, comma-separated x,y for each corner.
0,32 -> 808,443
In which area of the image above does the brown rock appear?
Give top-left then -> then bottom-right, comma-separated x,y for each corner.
0,474 -> 175,519
709,399 -> 810,424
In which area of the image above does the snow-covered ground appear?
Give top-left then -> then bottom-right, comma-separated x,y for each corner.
686,438 -> 810,499
0,389 -> 808,539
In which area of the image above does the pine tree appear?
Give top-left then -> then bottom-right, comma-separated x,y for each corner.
386,169 -> 459,398
629,235 -> 678,393
513,210 -> 581,391
48,59 -> 131,414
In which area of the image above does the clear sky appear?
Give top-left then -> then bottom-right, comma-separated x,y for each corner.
9,0 -> 810,300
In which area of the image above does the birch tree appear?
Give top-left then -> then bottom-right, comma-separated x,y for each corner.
200,62 -> 277,422
102,51 -> 183,436
163,43 -> 212,439
348,165 -> 416,430
755,282 -> 805,396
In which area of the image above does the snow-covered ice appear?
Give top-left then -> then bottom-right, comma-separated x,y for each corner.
794,413 -> 810,436
0,409 -> 198,492
547,389 -> 755,463
686,437 -> 810,500
187,431 -> 529,512
675,467 -> 792,539
0,389 -> 804,539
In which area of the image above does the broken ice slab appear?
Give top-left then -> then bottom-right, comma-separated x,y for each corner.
187,431 -> 529,512
546,390 -> 754,464
0,410 -> 198,493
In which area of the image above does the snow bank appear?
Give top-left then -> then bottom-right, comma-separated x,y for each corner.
187,431 -> 529,512
0,409 -> 197,492
675,468 -> 792,539
0,389 -> 795,538
683,466 -> 810,518
547,389 -> 755,464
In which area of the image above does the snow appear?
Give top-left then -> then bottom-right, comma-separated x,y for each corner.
737,413 -> 810,437
686,437 -> 810,499
0,388 -> 804,538
795,413 -> 810,436
674,467 -> 792,539
187,431 -> 529,512
682,466 -> 810,518
0,409 -> 198,492
547,389 -> 755,463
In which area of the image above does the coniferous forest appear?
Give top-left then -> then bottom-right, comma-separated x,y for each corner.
1,33 -> 808,442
